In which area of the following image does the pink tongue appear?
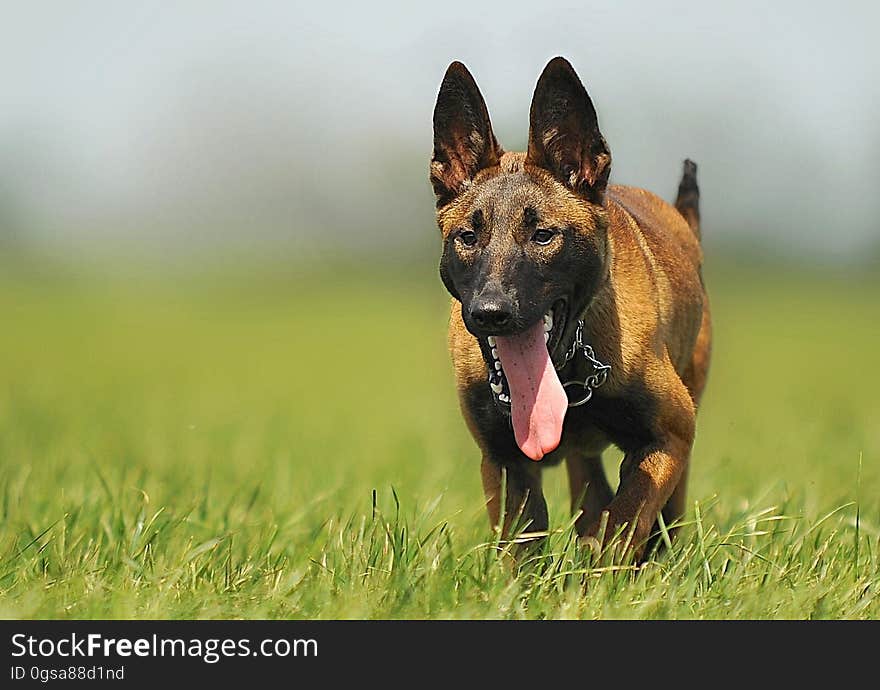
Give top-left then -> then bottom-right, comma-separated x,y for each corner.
494,321 -> 568,461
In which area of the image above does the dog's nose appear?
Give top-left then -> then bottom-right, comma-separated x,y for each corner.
470,298 -> 514,331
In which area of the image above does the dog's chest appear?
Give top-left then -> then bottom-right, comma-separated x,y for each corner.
559,388 -> 656,456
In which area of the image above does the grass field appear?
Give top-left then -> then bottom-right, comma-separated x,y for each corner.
1,258 -> 878,619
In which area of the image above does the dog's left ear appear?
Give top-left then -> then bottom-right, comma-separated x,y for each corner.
526,57 -> 611,204
431,62 -> 502,207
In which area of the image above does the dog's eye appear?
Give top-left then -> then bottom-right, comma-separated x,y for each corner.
531,228 -> 556,245
457,230 -> 478,247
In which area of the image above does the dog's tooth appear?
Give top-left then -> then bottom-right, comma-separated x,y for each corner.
487,336 -> 496,347
544,313 -> 553,331
490,381 -> 503,394
544,332 -> 550,343
499,393 -> 509,402
494,361 -> 502,371
491,347 -> 498,359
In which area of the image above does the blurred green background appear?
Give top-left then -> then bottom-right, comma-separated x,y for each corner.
1,2 -> 878,618
3,257 -> 878,511
1,258 -> 878,617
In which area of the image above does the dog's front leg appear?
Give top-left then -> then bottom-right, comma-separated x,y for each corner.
585,378 -> 696,558
481,457 -> 547,541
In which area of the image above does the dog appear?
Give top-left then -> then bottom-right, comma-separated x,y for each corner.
429,57 -> 711,558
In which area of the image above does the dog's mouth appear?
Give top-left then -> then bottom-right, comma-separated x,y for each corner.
486,299 -> 569,401
484,299 -> 570,461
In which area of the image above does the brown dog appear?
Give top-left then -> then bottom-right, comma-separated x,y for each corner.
430,57 -> 711,557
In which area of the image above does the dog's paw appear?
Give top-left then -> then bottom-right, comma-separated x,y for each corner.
580,510 -> 649,562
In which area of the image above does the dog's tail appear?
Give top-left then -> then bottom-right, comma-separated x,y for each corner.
675,159 -> 700,240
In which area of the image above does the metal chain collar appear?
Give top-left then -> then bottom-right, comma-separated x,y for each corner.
558,319 -> 611,407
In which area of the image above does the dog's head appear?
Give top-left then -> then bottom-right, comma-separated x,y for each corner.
430,57 -> 612,460
431,57 -> 611,367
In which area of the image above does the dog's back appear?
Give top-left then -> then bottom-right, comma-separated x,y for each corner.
603,179 -> 708,381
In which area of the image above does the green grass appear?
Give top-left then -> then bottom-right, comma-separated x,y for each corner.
0,259 -> 878,619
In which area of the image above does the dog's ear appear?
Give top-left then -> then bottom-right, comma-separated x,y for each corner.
526,57 -> 611,204
431,62 -> 502,207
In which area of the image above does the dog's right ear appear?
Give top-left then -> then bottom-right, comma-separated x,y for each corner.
431,62 -> 502,207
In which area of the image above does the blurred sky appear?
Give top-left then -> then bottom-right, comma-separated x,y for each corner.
1,1 -> 878,262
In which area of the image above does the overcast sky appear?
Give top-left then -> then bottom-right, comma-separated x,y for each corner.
1,1 -> 878,260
